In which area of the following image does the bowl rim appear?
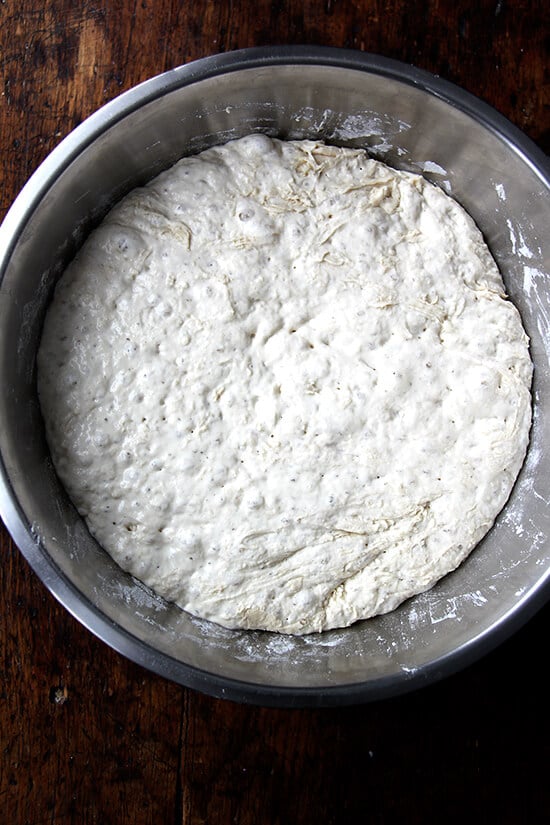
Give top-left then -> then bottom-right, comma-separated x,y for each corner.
1,44 -> 549,707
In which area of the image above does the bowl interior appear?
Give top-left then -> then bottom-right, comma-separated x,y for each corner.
1,52 -> 549,703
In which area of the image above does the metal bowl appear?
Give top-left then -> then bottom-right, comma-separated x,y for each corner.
1,46 -> 549,707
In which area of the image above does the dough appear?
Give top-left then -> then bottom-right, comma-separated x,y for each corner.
37,135 -> 533,634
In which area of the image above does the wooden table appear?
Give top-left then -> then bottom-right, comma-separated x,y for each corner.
1,2 -> 548,822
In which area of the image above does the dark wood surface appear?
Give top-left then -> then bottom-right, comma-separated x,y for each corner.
1,2 -> 549,823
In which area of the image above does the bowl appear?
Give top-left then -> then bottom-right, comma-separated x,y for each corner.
1,46 -> 549,707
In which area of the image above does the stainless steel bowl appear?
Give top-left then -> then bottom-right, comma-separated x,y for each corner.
1,46 -> 549,707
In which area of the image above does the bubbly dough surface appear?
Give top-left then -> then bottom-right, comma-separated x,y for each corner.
38,135 -> 533,634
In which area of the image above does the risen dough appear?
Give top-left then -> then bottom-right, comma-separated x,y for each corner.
38,135 -> 533,634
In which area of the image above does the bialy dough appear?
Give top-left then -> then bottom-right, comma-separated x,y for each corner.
37,135 -> 533,634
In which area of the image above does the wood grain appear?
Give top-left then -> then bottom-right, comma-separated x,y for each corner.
1,1 -> 549,823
